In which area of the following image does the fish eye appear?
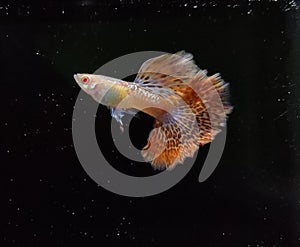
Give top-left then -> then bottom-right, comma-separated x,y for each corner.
81,76 -> 89,84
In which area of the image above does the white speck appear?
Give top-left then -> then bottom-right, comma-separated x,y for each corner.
193,5 -> 198,8
62,10 -> 65,14
247,9 -> 252,14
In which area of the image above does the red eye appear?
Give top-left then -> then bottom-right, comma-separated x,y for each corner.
82,76 -> 89,83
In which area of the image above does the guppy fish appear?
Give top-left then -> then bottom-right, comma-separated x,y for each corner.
74,51 -> 232,170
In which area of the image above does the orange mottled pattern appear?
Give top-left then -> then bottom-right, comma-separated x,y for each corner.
142,73 -> 231,169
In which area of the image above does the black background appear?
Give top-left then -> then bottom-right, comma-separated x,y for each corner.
1,0 -> 300,246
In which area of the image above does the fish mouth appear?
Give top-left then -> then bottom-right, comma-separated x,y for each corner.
73,74 -> 79,83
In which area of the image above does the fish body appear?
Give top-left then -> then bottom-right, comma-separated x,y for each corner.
74,51 -> 232,169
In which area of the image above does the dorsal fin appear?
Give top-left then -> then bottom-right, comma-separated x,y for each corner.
134,51 -> 199,88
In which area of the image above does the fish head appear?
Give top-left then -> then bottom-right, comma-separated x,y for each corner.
73,73 -> 122,105
73,73 -> 100,93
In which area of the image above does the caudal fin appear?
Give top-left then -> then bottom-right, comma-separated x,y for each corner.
136,52 -> 232,169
